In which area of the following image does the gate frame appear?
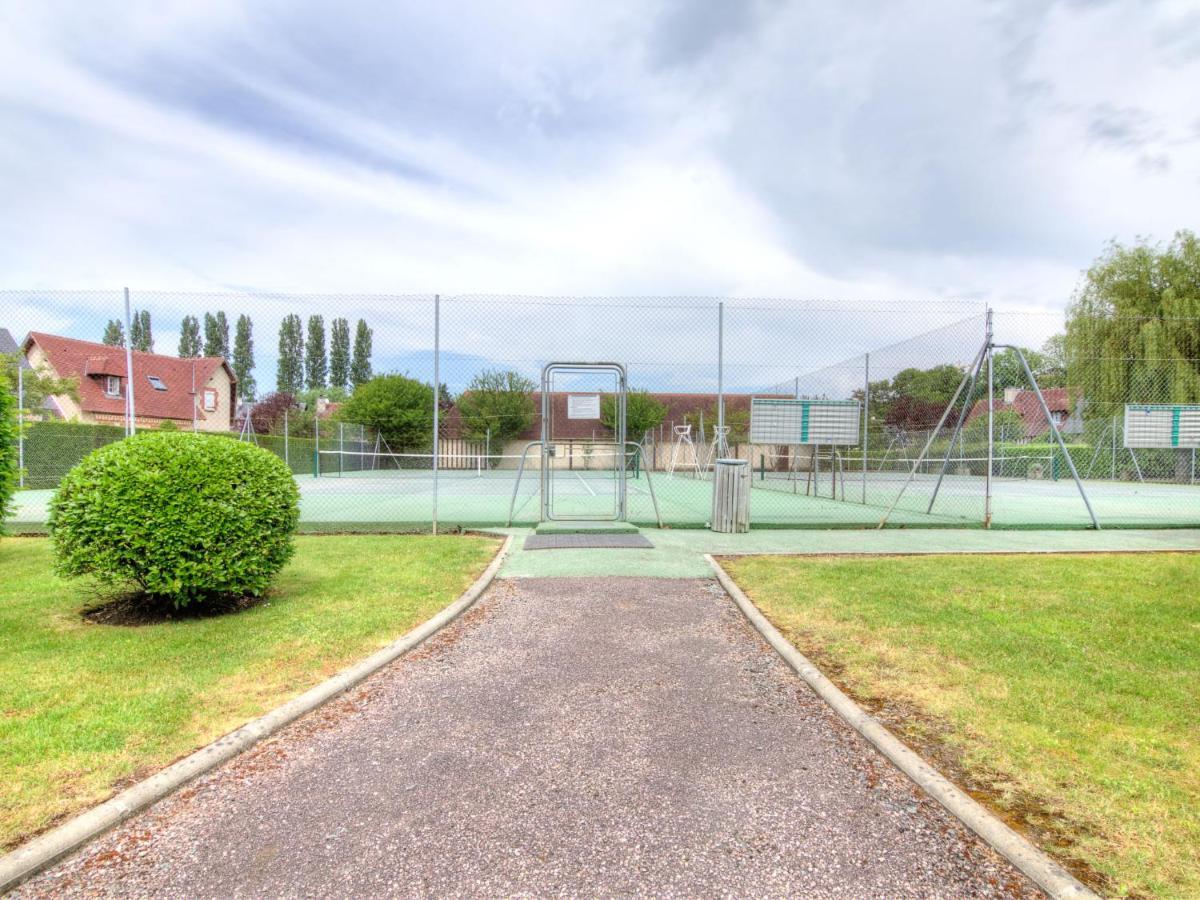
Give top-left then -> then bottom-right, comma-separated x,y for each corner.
540,362 -> 627,522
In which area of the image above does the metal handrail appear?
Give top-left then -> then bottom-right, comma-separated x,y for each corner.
506,440 -> 543,526
627,441 -> 663,528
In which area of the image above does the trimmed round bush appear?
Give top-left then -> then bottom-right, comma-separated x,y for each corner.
50,432 -> 300,607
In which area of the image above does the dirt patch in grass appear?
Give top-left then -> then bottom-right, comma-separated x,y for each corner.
81,591 -> 271,626
797,636 -> 1112,894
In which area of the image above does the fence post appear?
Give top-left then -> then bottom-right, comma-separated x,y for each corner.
123,288 -> 136,436
283,408 -> 289,470
717,301 -> 724,434
862,353 -> 869,504
432,293 -> 441,535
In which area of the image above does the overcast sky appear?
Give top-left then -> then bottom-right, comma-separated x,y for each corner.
2,0 -> 1198,388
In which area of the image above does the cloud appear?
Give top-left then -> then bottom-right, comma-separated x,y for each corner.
0,0 -> 1197,394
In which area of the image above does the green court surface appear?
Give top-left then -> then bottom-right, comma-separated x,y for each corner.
8,467 -> 1200,533
497,526 -> 1200,578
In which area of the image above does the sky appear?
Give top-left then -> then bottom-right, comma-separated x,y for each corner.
1,0 -> 1198,393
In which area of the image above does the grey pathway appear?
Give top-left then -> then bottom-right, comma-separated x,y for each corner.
18,578 -> 1036,898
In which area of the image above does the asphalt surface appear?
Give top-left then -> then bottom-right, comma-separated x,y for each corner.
17,577 -> 1037,898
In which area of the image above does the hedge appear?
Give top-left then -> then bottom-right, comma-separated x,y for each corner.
0,372 -> 17,525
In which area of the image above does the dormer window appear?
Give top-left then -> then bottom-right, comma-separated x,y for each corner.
147,375 -> 167,391
202,388 -> 217,412
104,375 -> 121,397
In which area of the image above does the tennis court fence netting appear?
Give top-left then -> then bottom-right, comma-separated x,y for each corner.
4,291 -> 1198,530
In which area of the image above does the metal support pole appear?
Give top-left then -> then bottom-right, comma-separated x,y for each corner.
123,288 -> 136,436
985,310 -> 994,527
432,293 -> 441,535
717,301 -> 725,433
999,344 -> 1100,529
17,363 -> 24,488
284,408 -> 289,469
878,341 -> 988,528
862,353 -> 869,504
1111,415 -> 1117,480
927,348 -> 986,514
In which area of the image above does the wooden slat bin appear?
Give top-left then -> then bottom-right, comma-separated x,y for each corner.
711,458 -> 750,533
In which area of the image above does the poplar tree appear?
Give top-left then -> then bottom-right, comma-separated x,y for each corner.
203,311 -> 230,358
130,310 -> 153,352
350,319 -> 373,388
232,315 -> 256,400
101,320 -> 125,346
178,316 -> 202,357
329,318 -> 351,391
276,315 -> 304,395
305,315 -> 328,390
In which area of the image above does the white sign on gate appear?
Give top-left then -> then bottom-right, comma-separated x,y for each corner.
567,394 -> 601,419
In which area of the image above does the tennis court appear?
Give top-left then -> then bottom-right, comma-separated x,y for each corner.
9,452 -> 1198,532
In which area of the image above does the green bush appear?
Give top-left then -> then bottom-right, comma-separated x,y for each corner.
50,432 -> 299,607
339,374 -> 434,449
0,372 -> 17,526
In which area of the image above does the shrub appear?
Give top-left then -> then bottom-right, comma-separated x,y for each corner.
339,374 -> 434,449
0,371 -> 17,526
50,432 -> 299,607
456,369 -> 535,443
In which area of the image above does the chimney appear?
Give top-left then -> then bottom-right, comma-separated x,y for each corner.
1003,387 -> 1021,404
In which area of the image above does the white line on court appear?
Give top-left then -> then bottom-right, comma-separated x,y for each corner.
575,472 -> 597,496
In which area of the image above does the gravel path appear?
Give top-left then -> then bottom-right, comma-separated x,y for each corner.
18,577 -> 1037,898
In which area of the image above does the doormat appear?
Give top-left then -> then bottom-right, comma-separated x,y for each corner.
523,534 -> 654,551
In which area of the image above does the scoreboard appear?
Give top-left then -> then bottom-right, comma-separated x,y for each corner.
1124,404 -> 1200,449
750,398 -> 861,445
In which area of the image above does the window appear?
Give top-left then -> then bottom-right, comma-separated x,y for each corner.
147,375 -> 167,391
104,375 -> 121,397
202,388 -> 218,412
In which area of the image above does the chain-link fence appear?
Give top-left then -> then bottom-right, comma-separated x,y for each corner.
3,290 -> 1197,532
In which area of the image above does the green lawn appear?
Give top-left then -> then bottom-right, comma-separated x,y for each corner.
0,534 -> 500,852
722,553 -> 1200,899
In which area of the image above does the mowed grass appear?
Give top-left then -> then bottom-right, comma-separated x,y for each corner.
0,534 -> 500,852
722,553 -> 1200,898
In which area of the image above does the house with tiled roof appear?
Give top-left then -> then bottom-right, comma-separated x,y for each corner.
964,386 -> 1081,441
22,332 -> 237,431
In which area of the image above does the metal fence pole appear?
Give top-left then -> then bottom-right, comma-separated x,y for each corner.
17,363 -> 25,488
717,301 -> 724,434
123,288 -> 136,436
283,408 -> 289,470
432,293 -> 441,535
1111,415 -> 1117,480
862,353 -> 869,504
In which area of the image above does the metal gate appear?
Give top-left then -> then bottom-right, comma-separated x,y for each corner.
540,362 -> 627,521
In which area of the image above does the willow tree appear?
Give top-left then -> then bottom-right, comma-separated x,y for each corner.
1065,231 -> 1199,477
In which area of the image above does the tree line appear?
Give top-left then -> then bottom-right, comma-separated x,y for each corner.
100,310 -> 374,404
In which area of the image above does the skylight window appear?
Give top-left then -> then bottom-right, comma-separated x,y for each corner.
147,375 -> 167,391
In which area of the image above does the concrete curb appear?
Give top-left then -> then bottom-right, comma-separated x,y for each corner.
705,554 -> 1096,900
0,535 -> 513,895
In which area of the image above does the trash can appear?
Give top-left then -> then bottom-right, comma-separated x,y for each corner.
711,458 -> 750,533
